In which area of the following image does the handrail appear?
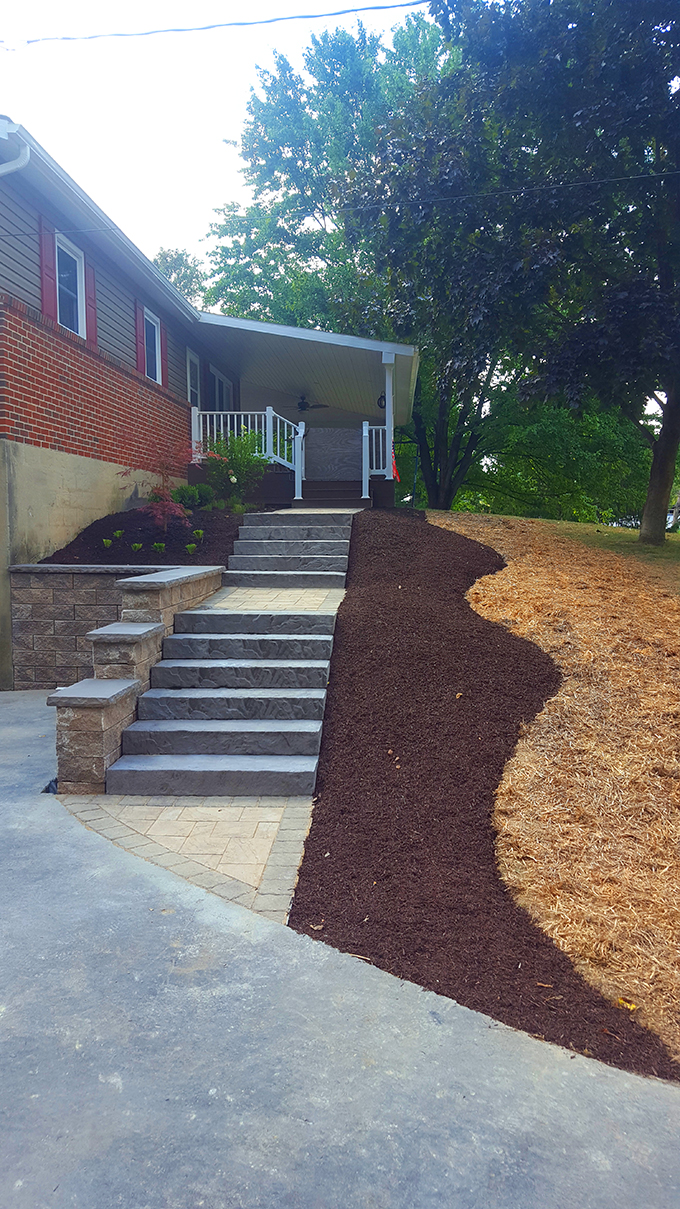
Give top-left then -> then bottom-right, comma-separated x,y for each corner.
191,406 -> 300,472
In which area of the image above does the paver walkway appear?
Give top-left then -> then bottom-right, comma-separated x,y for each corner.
3,690 -> 680,1208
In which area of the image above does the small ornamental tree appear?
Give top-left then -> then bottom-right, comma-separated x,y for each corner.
118,443 -> 193,534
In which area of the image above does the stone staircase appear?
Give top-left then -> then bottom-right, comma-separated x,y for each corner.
105,511 -> 354,797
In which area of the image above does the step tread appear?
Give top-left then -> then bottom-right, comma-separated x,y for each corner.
142,687 -> 325,698
110,754 -> 318,771
155,658 -> 330,669
126,719 -> 321,733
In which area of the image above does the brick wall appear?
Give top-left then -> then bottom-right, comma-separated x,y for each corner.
0,293 -> 190,472
9,565 -> 164,690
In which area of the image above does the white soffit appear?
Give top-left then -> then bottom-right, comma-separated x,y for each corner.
197,313 -> 419,426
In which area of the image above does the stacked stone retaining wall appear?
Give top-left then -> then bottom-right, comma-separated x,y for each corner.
9,565 -> 165,690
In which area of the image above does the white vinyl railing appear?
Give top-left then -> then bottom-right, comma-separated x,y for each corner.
191,406 -> 305,499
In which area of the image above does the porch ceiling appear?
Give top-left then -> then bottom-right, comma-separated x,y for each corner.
197,313 -> 419,427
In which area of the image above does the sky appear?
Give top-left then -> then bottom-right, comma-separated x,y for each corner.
0,1 -> 428,267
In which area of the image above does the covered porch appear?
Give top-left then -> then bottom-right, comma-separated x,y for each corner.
190,313 -> 419,507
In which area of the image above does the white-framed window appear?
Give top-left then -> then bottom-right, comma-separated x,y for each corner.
207,364 -> 233,412
144,309 -> 162,383
56,234 -> 86,336
186,348 -> 201,408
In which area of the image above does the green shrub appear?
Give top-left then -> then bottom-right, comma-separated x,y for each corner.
102,538 -> 112,548
196,482 -> 215,506
171,484 -> 200,507
152,542 -> 166,554
185,543 -> 198,554
131,543 -> 142,552
193,529 -> 204,541
204,432 -> 269,504
113,529 -> 124,539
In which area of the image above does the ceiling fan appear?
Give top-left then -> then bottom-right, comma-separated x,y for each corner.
297,395 -> 329,412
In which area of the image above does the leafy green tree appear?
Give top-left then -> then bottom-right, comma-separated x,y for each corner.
427,0 -> 680,542
205,17 -> 455,337
153,248 -> 207,306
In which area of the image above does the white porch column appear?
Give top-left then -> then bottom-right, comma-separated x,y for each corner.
265,406 -> 274,461
361,421 -> 370,499
294,421 -> 305,500
382,352 -> 395,480
190,406 -> 202,461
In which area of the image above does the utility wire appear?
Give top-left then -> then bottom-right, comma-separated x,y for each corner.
1,3 -> 428,49
0,169 -> 677,242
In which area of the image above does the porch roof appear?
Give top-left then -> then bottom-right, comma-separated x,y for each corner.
196,313 -> 419,428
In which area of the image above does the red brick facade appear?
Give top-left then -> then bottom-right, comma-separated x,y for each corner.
0,292 -> 190,472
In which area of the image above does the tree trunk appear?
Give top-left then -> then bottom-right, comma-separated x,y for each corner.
639,380 -> 680,545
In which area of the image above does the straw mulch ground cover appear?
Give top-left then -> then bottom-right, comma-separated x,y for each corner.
429,511 -> 680,1067
290,510 -> 677,1080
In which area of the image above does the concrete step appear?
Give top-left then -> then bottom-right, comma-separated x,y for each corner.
239,525 -> 351,541
222,571 -> 346,588
174,611 -> 336,635
163,633 -> 333,661
138,687 -> 326,721
150,659 -> 330,690
233,540 -> 350,556
122,718 -> 322,756
241,511 -> 356,527
227,555 -> 348,572
106,754 -> 318,797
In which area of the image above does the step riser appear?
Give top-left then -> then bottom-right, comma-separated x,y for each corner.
222,571 -> 346,588
173,611 -> 336,635
241,512 -> 355,526
151,664 -> 329,690
107,767 -> 317,796
233,541 -> 350,556
228,556 -> 348,571
138,692 -> 326,721
292,501 -> 367,510
163,635 -> 333,660
122,729 -> 321,757
240,527 -> 351,541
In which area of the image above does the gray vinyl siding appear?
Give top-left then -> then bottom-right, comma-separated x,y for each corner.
167,329 -> 186,399
94,264 -> 136,369
0,182 -> 42,309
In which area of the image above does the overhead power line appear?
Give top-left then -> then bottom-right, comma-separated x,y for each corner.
1,2 -> 428,49
0,169 -> 677,243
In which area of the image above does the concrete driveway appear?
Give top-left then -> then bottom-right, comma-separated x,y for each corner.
1,690 -> 679,1209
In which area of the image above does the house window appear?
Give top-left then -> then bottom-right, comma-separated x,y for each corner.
187,349 -> 201,408
144,309 -> 161,383
207,364 -> 232,412
56,235 -> 86,336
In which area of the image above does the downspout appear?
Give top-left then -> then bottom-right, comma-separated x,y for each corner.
0,118 -> 31,177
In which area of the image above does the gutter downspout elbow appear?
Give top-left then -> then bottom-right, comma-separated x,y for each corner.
0,118 -> 31,178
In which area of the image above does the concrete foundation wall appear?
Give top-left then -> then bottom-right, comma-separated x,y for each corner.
0,442 -> 149,689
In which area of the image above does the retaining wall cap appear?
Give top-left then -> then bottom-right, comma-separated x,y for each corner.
47,678 -> 141,708
9,565 -> 167,574
86,622 -> 166,642
116,566 -> 225,589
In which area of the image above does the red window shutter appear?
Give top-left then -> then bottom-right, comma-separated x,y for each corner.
39,217 -> 58,322
84,260 -> 97,347
135,301 -> 146,374
160,322 -> 169,389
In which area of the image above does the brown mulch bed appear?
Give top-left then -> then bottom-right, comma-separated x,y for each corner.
40,507 -> 241,567
288,510 -> 678,1081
